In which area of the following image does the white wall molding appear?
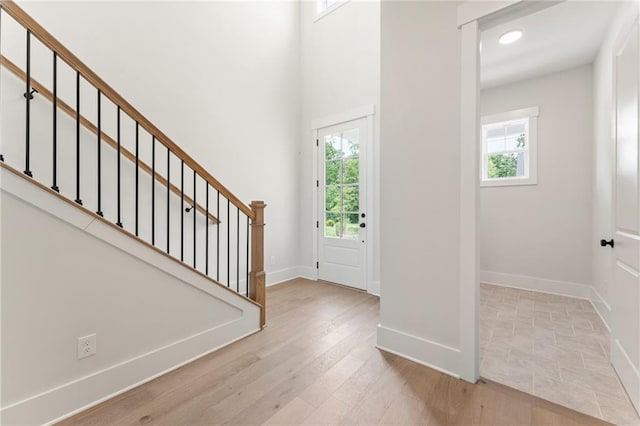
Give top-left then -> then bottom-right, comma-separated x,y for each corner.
480,105 -> 539,125
2,323 -> 257,426
297,266 -> 318,281
459,18 -> 480,383
0,166 -> 261,425
310,104 -> 375,130
482,270 -> 613,332
376,325 -> 461,379
612,338 -> 640,414
369,280 -> 380,296
266,267 -> 306,287
481,270 -> 591,299
0,167 -> 262,312
590,286 -> 612,332
457,1 -> 521,28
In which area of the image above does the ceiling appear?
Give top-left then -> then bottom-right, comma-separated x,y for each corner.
481,1 -> 621,89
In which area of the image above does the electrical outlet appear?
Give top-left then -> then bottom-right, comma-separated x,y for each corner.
270,256 -> 276,266
77,334 -> 97,359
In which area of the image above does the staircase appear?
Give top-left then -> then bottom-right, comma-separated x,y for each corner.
1,1 -> 266,423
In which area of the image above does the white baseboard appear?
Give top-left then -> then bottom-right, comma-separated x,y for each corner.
590,286 -> 612,332
376,324 -> 461,379
266,266 -> 306,287
369,280 -> 381,296
480,270 -> 591,299
268,267 -> 380,297
297,266 -> 318,281
612,338 -> 640,414
1,320 -> 259,426
481,270 -> 613,331
0,164 -> 262,425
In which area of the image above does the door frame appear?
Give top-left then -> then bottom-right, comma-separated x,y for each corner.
311,105 -> 375,293
457,0 -> 571,383
458,0 -> 640,384
611,12 -> 640,411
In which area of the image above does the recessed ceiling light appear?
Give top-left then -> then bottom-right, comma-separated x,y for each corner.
499,30 -> 523,45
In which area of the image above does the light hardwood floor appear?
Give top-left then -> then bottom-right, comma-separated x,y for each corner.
60,279 -> 610,426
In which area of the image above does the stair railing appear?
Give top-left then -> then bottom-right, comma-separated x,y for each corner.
0,0 -> 266,326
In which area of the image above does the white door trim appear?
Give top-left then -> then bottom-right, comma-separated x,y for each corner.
459,19 -> 480,384
311,105 -> 375,293
457,1 -> 563,383
611,12 -> 640,412
311,105 -> 375,130
457,1 -> 521,27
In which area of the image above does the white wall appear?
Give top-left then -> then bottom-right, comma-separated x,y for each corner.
0,168 -> 260,425
591,1 -> 638,326
299,0 -> 381,293
480,65 -> 594,296
2,1 -> 301,284
377,1 -> 463,376
1,2 -> 298,423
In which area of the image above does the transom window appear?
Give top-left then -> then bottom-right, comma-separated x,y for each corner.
481,107 -> 538,187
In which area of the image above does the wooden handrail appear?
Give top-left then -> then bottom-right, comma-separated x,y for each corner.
0,0 -> 254,220
0,55 -> 219,224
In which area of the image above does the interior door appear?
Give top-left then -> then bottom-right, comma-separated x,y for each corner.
317,118 -> 367,290
612,17 -> 640,413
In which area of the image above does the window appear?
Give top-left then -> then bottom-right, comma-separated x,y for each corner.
324,128 -> 360,240
315,0 -> 348,21
481,106 -> 538,187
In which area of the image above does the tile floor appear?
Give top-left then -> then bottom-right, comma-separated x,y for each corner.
480,283 -> 640,425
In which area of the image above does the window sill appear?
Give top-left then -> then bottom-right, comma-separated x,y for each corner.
480,177 -> 537,187
314,0 -> 350,22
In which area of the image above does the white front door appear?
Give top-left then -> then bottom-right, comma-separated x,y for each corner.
612,16 -> 640,413
317,118 -> 367,290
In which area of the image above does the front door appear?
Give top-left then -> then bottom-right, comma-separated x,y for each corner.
317,118 -> 367,290
612,16 -> 640,413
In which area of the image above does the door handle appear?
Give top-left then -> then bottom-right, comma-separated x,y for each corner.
600,239 -> 614,248
360,223 -> 366,228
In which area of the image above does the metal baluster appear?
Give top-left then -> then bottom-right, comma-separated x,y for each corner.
51,53 -> 59,192
74,71 -> 82,204
246,215 -> 249,297
206,182 -> 209,275
116,107 -> 122,227
227,198 -> 230,287
0,9 -> 3,163
166,149 -> 171,254
24,30 -> 32,177
96,90 -> 103,216
151,136 -> 155,245
217,190 -> 220,281
193,170 -> 197,269
135,123 -> 139,236
237,207 -> 240,293
181,160 -> 184,262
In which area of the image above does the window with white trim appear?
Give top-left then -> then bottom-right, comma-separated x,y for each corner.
481,107 -> 538,187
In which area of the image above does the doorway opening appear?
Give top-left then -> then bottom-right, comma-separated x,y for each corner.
470,2 -> 639,424
315,117 -> 369,291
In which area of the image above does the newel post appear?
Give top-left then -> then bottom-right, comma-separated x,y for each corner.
249,201 -> 266,328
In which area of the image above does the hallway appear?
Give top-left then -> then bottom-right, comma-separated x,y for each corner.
58,279 -> 611,425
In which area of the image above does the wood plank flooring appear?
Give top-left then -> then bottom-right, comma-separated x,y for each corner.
59,279 -> 611,425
